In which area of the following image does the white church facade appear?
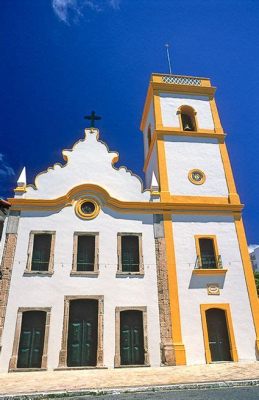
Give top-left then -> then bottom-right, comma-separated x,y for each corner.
0,73 -> 258,372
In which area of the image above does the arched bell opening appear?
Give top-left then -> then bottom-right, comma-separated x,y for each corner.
178,105 -> 197,132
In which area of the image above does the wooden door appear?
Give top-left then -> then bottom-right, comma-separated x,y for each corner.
67,300 -> 98,367
17,311 -> 46,368
206,308 -> 232,362
120,310 -> 144,365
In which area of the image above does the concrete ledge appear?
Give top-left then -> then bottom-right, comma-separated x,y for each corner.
1,379 -> 259,399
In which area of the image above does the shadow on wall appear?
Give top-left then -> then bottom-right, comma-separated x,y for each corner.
189,273 -> 226,289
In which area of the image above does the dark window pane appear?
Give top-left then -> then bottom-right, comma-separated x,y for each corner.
121,236 -> 139,272
31,234 -> 51,271
199,238 -> 217,269
77,236 -> 95,271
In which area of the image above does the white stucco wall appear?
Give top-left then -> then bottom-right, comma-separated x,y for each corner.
164,136 -> 229,197
172,214 -> 256,364
159,93 -> 214,130
0,205 -> 161,371
22,130 -> 149,202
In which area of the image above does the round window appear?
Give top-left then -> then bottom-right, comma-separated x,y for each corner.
81,201 -> 95,215
188,169 -> 206,185
75,199 -> 100,219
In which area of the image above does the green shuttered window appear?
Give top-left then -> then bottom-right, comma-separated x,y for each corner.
31,234 -> 52,271
121,236 -> 140,272
77,236 -> 95,271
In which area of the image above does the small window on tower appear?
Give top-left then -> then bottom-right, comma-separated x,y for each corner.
179,106 -> 197,132
147,124 -> 152,147
194,235 -> 223,270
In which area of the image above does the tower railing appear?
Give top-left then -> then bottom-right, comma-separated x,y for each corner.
194,255 -> 223,270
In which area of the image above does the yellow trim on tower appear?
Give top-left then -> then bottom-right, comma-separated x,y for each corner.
234,216 -> 259,351
200,303 -> 238,363
219,142 -> 240,205
163,213 -> 186,365
156,128 -> 225,141
153,90 -> 170,202
193,269 -> 227,276
209,97 -> 223,133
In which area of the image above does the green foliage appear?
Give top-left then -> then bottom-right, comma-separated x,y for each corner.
254,272 -> 259,296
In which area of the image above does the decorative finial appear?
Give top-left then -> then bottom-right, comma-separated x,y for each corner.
165,44 -> 172,75
84,111 -> 101,128
14,166 -> 27,193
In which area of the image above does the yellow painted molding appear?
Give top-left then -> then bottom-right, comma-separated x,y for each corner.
152,82 -> 216,98
156,137 -> 169,200
219,142 -> 240,205
14,186 -> 27,193
153,90 -> 163,130
193,269 -> 227,276
209,97 -> 223,133
168,195 -> 231,205
163,213 -> 186,365
234,217 -> 259,351
200,303 -> 238,363
8,185 -> 244,214
156,129 -> 225,142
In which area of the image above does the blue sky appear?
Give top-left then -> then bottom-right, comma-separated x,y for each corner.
1,0 -> 259,243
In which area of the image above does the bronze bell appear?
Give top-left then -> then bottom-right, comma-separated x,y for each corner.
183,123 -> 192,131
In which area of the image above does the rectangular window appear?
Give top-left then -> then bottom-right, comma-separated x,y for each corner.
31,234 -> 52,271
77,235 -> 95,271
117,233 -> 144,274
26,231 -> 55,274
195,235 -> 222,269
72,233 -> 99,274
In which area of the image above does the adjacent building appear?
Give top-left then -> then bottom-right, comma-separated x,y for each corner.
0,73 -> 258,372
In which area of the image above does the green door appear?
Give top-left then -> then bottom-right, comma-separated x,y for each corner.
206,308 -> 232,362
17,311 -> 46,368
67,300 -> 98,367
120,310 -> 144,365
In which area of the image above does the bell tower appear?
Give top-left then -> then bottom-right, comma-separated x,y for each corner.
140,73 -> 240,205
140,73 -> 259,366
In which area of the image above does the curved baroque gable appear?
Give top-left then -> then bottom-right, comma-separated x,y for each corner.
23,129 -> 150,201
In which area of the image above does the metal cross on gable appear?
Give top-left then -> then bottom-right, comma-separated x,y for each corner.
84,111 -> 101,128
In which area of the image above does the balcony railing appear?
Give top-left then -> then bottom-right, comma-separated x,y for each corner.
194,255 -> 223,270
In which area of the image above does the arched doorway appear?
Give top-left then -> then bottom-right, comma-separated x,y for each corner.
206,308 -> 232,362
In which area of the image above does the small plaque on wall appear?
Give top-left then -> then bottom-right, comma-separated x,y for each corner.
207,283 -> 220,295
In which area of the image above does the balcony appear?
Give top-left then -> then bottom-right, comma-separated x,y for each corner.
193,255 -> 227,276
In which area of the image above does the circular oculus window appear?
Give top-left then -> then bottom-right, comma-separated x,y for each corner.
188,169 -> 206,185
75,199 -> 100,220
